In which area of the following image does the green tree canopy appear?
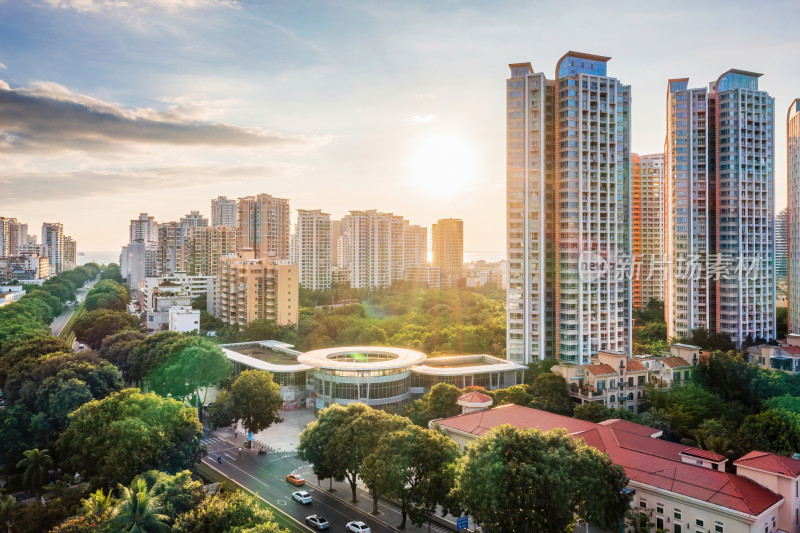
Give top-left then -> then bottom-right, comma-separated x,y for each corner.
16,448 -> 54,495
110,477 -> 170,533
529,373 -> 573,415
208,370 -> 282,435
73,310 -> 142,350
84,280 -> 130,312
147,343 -> 232,405
405,382 -> 462,427
173,491 -> 287,533
454,425 -> 630,533
56,389 -> 202,487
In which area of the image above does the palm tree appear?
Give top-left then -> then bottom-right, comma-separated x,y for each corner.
81,489 -> 115,518
110,478 -> 170,533
0,495 -> 16,533
15,449 -> 54,496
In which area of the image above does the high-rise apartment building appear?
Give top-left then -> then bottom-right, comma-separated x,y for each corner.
404,222 -> 428,270
130,213 -> 159,244
666,71 -> 775,346
63,236 -> 77,271
776,207 -> 788,279
9,220 -> 28,257
186,225 -> 238,277
156,212 -> 209,275
296,209 -> 332,291
632,153 -> 665,310
237,194 -> 291,260
339,210 -> 405,289
330,219 -> 342,267
788,100 -> 800,334
432,218 -> 463,274
216,252 -> 298,326
506,52 -> 632,364
0,218 -> 10,257
42,222 -> 65,274
211,196 -> 237,228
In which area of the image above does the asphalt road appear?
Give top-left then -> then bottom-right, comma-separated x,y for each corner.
201,429 -> 403,533
49,279 -> 96,336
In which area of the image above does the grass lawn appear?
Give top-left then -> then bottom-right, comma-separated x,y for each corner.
197,462 -> 307,533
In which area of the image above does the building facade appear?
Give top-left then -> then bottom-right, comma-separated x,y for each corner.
667,71 -> 775,346
339,210 -> 406,289
632,153 -> 665,309
130,213 -> 159,244
789,100 -> 800,335
404,222 -> 428,270
296,209 -> 332,291
216,252 -> 298,327
211,196 -> 237,228
432,218 -> 463,278
506,52 -> 632,365
42,222 -> 64,274
776,207 -> 787,279
236,194 -> 291,260
62,236 -> 77,271
186,225 -> 238,277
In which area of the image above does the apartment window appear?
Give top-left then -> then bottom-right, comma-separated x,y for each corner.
674,509 -> 682,520
696,519 -> 704,527
715,521 -> 723,533
639,498 -> 646,509
674,525 -> 681,533
656,504 -> 664,515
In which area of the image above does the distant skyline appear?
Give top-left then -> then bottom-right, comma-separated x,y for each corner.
1,0 -> 797,251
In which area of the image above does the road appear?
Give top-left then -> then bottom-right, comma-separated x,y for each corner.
50,279 -> 97,336
200,428 -> 452,533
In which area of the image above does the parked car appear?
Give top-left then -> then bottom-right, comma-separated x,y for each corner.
305,515 -> 329,530
292,491 -> 312,504
286,473 -> 305,486
346,521 -> 371,533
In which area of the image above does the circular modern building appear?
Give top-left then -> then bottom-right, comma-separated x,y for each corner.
298,346 -> 427,411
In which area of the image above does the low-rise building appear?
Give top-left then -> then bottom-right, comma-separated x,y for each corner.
747,344 -> 800,375
169,306 -> 200,334
433,404 -> 793,533
0,286 -> 25,307
403,265 -> 443,289
144,281 -> 192,331
552,344 -> 700,413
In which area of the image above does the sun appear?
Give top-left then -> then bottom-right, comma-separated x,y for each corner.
409,135 -> 476,197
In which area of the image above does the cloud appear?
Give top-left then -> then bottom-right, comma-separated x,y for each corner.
0,80 -> 312,153
40,0 -> 240,13
0,62 -> 6,70
408,114 -> 436,124
0,163 -> 304,203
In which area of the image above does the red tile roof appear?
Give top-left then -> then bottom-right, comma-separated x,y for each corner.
585,363 -> 617,376
782,346 -> 800,355
735,451 -> 800,478
680,448 -> 726,461
661,357 -> 692,368
458,392 -> 493,404
435,405 -> 781,517
624,360 -> 648,372
598,418 -> 661,437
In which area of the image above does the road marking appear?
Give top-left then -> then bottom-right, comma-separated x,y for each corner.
277,499 -> 287,506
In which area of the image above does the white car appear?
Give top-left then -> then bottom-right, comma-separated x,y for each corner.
292,490 -> 312,504
346,521 -> 371,533
305,514 -> 329,530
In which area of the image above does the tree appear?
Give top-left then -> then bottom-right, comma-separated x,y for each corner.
0,333 -> 71,387
173,491 -> 286,533
84,280 -> 130,312
777,307 -> 788,339
406,383 -> 462,427
147,344 -> 232,411
209,370 -> 282,437
453,425 -> 630,533
16,448 -> 54,495
739,409 -> 800,456
56,389 -> 202,487
573,401 -> 614,423
80,489 -> 115,518
361,425 -> 459,528
100,264 -> 124,284
0,495 -> 16,533
134,470 -> 205,524
529,373 -> 572,415
110,478 -> 170,533
73,310 -> 141,350
297,403 -> 350,489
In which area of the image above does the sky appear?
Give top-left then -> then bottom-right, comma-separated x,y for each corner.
0,0 -> 798,253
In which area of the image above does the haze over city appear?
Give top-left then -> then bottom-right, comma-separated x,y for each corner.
0,0 -> 796,251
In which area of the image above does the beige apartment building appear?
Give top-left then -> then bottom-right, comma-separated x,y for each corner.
216,251 -> 298,327
432,218 -> 463,276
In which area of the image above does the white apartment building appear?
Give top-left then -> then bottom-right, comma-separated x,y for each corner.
667,71 -> 775,345
168,306 -> 201,334
339,210 -> 406,289
506,52 -> 632,365
211,196 -> 237,228
130,213 -> 159,244
776,207 -> 787,279
0,218 -> 28,257
296,209 -> 332,291
42,222 -> 64,274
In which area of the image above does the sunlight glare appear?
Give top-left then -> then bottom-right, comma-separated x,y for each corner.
410,135 -> 476,197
